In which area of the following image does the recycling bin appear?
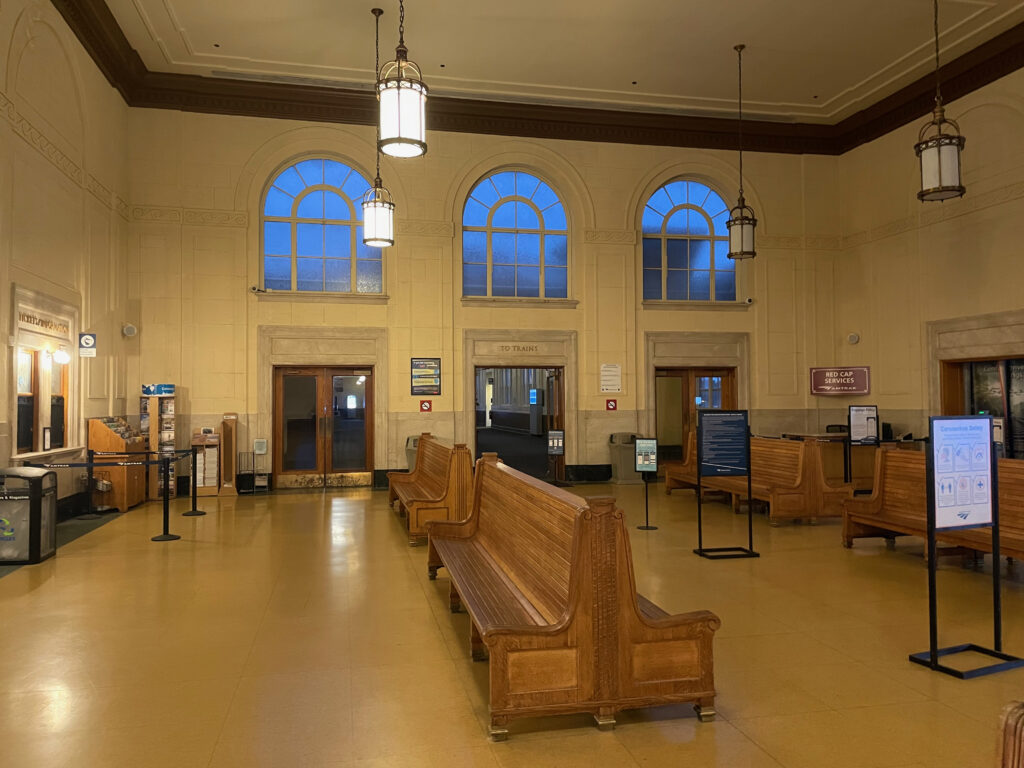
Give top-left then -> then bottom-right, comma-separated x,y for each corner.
405,435 -> 421,471
0,467 -> 58,564
609,432 -> 642,485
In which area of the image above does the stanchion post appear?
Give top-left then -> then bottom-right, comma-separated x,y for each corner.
75,449 -> 102,519
151,456 -> 181,542
183,445 -> 206,517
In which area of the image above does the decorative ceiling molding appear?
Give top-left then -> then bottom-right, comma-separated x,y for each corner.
50,0 -> 1024,156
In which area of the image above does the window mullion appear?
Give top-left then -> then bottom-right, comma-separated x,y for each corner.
291,219 -> 297,291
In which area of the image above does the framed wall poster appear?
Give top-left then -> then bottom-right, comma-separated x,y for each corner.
410,358 -> 441,396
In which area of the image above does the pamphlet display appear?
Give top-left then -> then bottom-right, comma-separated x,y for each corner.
634,438 -> 658,473
848,405 -> 879,445
694,410 -> 758,559
634,438 -> 658,531
909,415 -> 1023,680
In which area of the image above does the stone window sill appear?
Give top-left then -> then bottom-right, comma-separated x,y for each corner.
461,297 -> 579,309
255,290 -> 390,305
642,300 -> 750,311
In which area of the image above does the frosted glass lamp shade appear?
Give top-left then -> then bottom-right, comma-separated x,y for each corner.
726,199 -> 757,260
915,130 -> 965,202
362,180 -> 395,248
377,54 -> 427,158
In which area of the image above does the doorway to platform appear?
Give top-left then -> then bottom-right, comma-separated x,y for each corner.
273,366 -> 374,488
655,367 -> 737,467
475,367 -> 564,478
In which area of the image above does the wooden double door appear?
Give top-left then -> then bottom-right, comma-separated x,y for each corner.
655,367 -> 738,463
273,366 -> 374,488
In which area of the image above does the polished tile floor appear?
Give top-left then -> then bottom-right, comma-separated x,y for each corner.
1,483 -> 1020,767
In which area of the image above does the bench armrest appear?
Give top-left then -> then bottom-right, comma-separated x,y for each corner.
634,607 -> 721,634
425,517 -> 474,538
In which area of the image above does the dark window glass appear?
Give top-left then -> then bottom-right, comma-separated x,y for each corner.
666,270 -> 687,300
545,267 -> 568,298
296,258 -> 324,291
264,257 -> 291,290
643,270 -> 662,300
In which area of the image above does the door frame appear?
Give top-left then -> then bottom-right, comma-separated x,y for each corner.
654,366 -> 738,452
257,325 -> 388,478
644,332 -> 750,440
460,329 -> 579,465
272,366 -> 375,486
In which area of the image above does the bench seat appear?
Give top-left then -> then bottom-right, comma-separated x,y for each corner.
843,449 -> 1024,560
387,433 -> 473,545
427,454 -> 720,739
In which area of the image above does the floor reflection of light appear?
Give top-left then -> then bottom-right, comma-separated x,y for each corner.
330,510 -> 354,548
42,683 -> 74,730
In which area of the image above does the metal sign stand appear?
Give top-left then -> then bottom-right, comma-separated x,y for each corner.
845,404 -> 879,486
638,472 -> 658,531
909,416 -> 1024,679
694,411 -> 759,560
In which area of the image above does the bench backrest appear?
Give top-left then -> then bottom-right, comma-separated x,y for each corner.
998,458 -> 1024,540
750,437 -> 804,487
473,456 -> 586,625
998,700 -> 1024,768
415,434 -> 453,495
875,450 -> 926,516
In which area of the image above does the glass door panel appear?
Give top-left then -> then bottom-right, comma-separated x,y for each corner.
281,374 -> 320,472
331,374 -> 369,471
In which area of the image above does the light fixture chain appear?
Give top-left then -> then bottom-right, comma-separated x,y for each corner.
933,0 -> 942,105
399,0 -> 405,46
373,8 -> 382,180
737,44 -> 745,198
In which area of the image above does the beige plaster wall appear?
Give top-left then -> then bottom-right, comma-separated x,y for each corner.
832,67 -> 1024,436
125,107 -> 845,468
10,0 -> 1024,481
0,0 -> 131,496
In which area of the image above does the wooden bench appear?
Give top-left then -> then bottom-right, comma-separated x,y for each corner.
426,454 -> 720,740
842,449 -> 1024,559
387,433 -> 473,545
664,431 -> 699,494
999,701 -> 1024,768
666,432 -> 852,523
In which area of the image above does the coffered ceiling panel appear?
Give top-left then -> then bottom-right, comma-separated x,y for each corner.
103,0 -> 1024,123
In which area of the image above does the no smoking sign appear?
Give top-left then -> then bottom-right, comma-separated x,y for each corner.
420,400 -> 432,413
606,399 -> 617,411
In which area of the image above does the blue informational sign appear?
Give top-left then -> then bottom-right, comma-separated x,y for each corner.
698,410 -> 749,477
931,416 -> 993,530
635,438 -> 658,473
529,389 -> 538,405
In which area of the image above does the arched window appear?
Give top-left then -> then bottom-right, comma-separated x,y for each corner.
641,180 -> 735,302
462,171 -> 568,299
262,158 -> 382,294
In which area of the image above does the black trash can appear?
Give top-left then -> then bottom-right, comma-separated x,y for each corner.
0,468 -> 58,565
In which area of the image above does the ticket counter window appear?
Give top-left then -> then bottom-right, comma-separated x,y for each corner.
15,346 -> 69,454
16,349 -> 34,453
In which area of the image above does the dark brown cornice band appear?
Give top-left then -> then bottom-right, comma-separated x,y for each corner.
50,0 -> 1024,156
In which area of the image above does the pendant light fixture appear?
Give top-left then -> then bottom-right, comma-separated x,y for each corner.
363,8 -> 396,248
376,0 -> 427,158
727,44 -> 756,261
915,0 -> 965,202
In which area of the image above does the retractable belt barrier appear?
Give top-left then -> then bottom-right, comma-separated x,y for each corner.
23,445 -> 207,542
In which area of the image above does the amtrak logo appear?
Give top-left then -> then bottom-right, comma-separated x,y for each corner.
956,512 -> 969,520
0,517 -> 14,539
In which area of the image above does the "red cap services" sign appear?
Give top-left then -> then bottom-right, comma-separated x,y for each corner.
810,367 -> 871,395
